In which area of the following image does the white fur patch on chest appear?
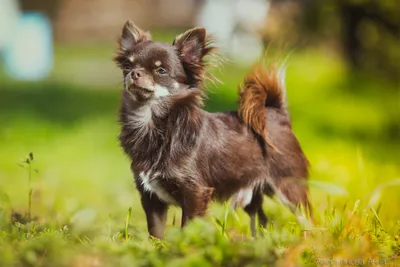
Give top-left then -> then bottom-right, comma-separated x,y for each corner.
154,84 -> 170,98
139,171 -> 178,205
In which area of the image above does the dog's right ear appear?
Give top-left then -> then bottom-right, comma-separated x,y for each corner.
118,20 -> 151,52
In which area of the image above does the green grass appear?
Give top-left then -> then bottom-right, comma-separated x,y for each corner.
0,41 -> 399,266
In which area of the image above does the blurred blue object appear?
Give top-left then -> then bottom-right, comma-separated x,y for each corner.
2,12 -> 53,81
198,0 -> 269,65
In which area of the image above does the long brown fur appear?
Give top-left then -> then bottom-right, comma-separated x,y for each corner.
238,64 -> 285,149
115,21 -> 312,239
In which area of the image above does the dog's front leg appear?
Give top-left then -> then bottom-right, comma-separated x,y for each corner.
140,191 -> 169,239
180,185 -> 214,227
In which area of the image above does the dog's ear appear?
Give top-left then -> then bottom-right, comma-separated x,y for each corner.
173,28 -> 212,65
173,28 -> 215,87
118,20 -> 151,52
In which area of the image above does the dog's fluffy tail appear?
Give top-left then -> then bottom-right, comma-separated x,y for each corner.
238,64 -> 287,147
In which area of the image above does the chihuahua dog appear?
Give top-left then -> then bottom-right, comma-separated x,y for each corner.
114,21 -> 312,239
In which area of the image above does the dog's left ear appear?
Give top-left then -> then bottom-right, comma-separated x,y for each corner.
173,28 -> 214,86
173,28 -> 213,64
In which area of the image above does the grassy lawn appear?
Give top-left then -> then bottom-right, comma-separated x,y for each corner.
0,34 -> 399,266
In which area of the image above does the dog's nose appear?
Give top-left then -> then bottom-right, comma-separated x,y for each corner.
131,70 -> 144,79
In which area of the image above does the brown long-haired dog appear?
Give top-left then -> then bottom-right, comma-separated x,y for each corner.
114,21 -> 312,239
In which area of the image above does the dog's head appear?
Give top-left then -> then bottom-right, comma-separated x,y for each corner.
114,21 -> 214,103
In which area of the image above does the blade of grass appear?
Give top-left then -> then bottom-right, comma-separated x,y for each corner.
125,207 -> 132,242
221,202 -> 229,238
370,207 -> 384,228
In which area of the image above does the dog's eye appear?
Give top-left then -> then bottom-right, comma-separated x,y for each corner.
122,62 -> 131,71
155,67 -> 168,75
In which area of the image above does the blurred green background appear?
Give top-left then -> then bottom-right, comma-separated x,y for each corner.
0,0 -> 399,266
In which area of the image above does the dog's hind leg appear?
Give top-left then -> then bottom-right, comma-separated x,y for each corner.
274,179 -> 313,229
242,188 -> 266,238
257,183 -> 275,229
